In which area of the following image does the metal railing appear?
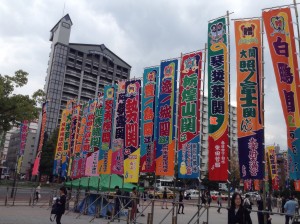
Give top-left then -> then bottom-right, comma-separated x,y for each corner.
2,187 -> 300,224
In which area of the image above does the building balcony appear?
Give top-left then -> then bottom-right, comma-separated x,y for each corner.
64,78 -> 80,85
82,83 -> 96,90
66,70 -> 81,79
68,53 -> 75,59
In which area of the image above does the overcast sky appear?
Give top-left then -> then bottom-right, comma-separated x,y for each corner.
0,0 -> 297,150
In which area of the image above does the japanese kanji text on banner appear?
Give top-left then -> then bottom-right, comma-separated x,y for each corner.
207,18 -> 229,181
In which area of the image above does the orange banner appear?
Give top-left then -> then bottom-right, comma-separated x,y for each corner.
235,19 -> 264,180
263,7 -> 300,179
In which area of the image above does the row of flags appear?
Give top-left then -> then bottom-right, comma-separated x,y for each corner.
52,54 -> 202,183
29,6 -> 300,186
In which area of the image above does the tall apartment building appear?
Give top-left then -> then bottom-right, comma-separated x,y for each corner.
200,96 -> 238,178
43,14 -> 131,136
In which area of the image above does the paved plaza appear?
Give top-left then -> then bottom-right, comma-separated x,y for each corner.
0,201 -> 290,224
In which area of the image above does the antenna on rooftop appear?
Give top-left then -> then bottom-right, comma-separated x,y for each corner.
62,1 -> 66,16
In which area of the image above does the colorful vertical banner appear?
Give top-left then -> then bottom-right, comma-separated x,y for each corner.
67,103 -> 81,177
177,52 -> 202,178
244,179 -> 252,191
140,68 -> 158,173
263,8 -> 300,179
53,109 -> 68,176
32,102 -> 47,176
71,103 -> 88,179
90,94 -> 104,153
267,146 -> 279,191
155,60 -> 178,176
61,100 -> 73,178
124,80 -> 141,183
254,180 -> 261,191
111,81 -> 126,175
85,150 -> 100,176
98,85 -> 116,175
234,19 -> 264,180
207,18 -> 229,181
17,120 -> 29,174
294,180 -> 300,191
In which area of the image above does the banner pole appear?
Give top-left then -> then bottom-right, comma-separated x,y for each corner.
260,16 -> 268,224
172,55 -> 181,220
198,45 -> 207,224
226,10 -> 232,209
293,0 -> 300,59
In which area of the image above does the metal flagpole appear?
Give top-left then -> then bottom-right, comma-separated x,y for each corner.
226,10 -> 232,210
294,0 -> 300,59
197,45 -> 207,224
173,54 -> 181,223
260,16 -> 267,224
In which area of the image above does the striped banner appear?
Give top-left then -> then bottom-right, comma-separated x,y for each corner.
267,146 -> 279,191
234,19 -> 264,180
263,8 -> 300,179
32,102 -> 47,176
140,68 -> 158,173
17,120 -> 29,174
177,52 -> 202,179
207,18 -> 229,181
111,81 -> 126,174
60,100 -> 73,178
98,85 -> 116,174
124,80 -> 141,183
155,59 -> 178,176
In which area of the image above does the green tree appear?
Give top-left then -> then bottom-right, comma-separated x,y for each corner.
0,70 -> 43,132
39,128 -> 59,177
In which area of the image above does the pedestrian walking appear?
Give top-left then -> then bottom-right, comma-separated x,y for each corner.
217,192 -> 222,213
256,191 -> 264,224
113,186 -> 122,221
228,192 -> 252,224
130,187 -> 138,222
206,191 -> 212,206
276,195 -> 282,213
56,186 -> 67,224
161,187 -> 168,209
201,191 -> 206,205
177,191 -> 184,214
34,183 -> 41,203
284,196 -> 298,224
140,190 -> 147,217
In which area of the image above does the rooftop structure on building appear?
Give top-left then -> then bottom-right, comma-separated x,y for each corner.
43,14 -> 131,136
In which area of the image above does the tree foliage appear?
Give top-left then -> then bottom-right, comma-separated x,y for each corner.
39,128 -> 58,176
0,70 -> 44,132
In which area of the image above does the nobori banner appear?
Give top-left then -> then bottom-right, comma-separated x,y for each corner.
140,68 -> 159,173
32,102 -> 47,176
61,100 -> 73,178
177,52 -> 202,179
207,18 -> 229,181
17,120 -> 29,174
111,81 -> 126,175
263,8 -> 300,179
124,80 -> 141,183
234,19 -> 264,180
98,85 -> 116,175
53,109 -> 69,176
155,59 -> 178,176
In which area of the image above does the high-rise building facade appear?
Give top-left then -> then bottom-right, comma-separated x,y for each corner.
200,96 -> 238,178
6,122 -> 38,178
44,14 -> 131,136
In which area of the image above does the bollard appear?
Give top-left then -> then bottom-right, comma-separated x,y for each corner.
29,187 -> 33,206
5,186 -> 8,206
127,208 -> 132,223
147,213 -> 152,224
172,216 -> 177,224
150,199 -> 154,224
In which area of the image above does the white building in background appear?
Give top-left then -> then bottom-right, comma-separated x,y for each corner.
5,122 -> 38,178
200,96 -> 238,178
